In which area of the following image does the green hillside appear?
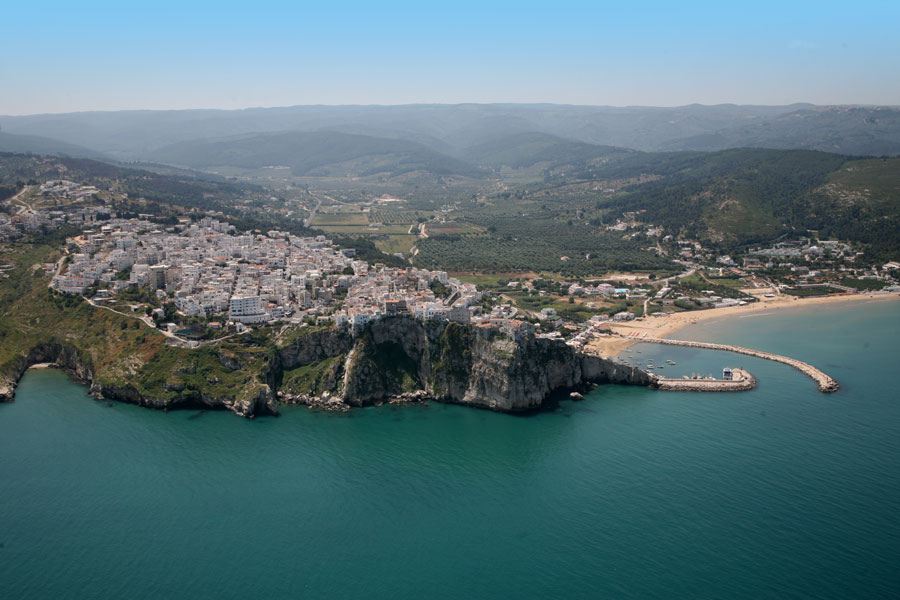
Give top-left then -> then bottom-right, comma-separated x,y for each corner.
662,107 -> 900,156
0,132 -> 108,160
0,152 -> 264,215
808,158 -> 900,260
557,148 -> 900,260
595,149 -> 846,244
462,132 -> 631,169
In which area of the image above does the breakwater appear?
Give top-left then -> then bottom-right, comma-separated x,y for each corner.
654,368 -> 757,392
623,335 -> 839,393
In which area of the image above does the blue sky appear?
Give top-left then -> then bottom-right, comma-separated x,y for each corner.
1,0 -> 898,114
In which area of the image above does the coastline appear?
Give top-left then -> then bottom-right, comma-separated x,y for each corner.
587,292 -> 900,357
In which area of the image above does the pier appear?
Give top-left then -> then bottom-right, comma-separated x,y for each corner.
654,368 -> 756,392
620,335 -> 839,393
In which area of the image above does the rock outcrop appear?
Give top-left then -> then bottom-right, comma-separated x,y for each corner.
275,317 -> 653,413
2,318 -> 652,418
0,341 -> 96,403
1,340 -> 276,418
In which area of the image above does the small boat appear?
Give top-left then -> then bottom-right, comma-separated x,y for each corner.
666,360 -> 676,365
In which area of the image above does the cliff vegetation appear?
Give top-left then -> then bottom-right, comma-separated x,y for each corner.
1,234 -> 651,417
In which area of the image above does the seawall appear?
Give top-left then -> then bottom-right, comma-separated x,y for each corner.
627,336 -> 838,393
654,368 -> 757,392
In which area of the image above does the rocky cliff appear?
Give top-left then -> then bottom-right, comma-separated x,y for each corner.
0,341 -> 95,403
2,318 -> 652,417
1,339 -> 276,418
277,317 -> 653,413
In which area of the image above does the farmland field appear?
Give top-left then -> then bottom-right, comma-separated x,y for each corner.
312,212 -> 369,226
374,235 -> 418,255
369,209 -> 425,225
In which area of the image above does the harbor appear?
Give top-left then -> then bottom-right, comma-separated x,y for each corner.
614,334 -> 839,393
654,368 -> 757,392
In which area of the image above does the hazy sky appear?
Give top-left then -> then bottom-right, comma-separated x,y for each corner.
2,0 -> 898,115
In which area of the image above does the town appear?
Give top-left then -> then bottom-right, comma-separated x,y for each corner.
3,176 -> 896,352
45,214 -> 545,344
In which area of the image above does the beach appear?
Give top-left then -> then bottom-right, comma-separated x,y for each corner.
587,292 -> 900,357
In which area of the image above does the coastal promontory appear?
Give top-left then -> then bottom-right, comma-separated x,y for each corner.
1,314 -> 652,416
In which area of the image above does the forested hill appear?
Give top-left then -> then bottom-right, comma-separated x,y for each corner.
0,131 -> 108,161
3,104 -> 899,159
461,132 -> 632,170
149,131 -> 485,178
562,148 -> 900,260
0,153 -> 263,213
660,107 -> 900,156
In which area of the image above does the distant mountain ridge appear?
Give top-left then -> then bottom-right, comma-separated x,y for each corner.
148,130 -> 484,178
2,103 -> 898,161
660,106 -> 900,156
0,131 -> 108,160
461,132 -> 632,169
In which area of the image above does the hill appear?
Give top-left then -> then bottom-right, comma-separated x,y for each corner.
0,152 -> 264,215
553,148 -> 900,260
148,130 -> 485,179
596,148 -> 848,245
661,106 -> 900,156
4,103 -> 899,160
0,131 -> 108,160
462,132 -> 632,170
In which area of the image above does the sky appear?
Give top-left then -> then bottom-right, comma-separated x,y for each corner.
1,0 -> 898,115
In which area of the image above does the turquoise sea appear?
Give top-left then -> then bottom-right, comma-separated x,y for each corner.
2,299 -> 899,599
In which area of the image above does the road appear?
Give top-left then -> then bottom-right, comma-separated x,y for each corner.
304,198 -> 323,228
8,185 -> 35,214
83,297 -> 245,347
54,250 -> 69,276
656,267 -> 695,286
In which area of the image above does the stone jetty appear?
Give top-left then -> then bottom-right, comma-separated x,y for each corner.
654,368 -> 756,392
625,336 -> 839,393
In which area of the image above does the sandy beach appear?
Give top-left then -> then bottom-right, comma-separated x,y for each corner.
587,292 -> 900,357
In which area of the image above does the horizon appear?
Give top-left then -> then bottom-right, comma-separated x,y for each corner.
4,101 -> 899,120
2,1 -> 899,115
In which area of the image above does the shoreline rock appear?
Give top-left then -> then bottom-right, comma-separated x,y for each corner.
2,318 -> 653,418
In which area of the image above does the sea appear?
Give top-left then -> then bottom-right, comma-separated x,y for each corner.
1,299 -> 899,599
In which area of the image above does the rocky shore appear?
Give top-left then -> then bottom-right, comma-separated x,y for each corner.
1,317 -> 654,418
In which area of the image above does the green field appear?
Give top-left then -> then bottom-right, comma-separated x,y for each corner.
704,275 -> 748,289
374,235 -> 418,255
369,209 -> 432,225
424,221 -> 483,235
373,224 -> 417,234
312,212 -> 370,226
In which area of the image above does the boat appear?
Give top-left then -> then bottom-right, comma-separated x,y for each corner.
666,360 -> 676,365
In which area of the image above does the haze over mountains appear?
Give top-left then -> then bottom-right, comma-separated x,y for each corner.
1,104 -> 899,175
